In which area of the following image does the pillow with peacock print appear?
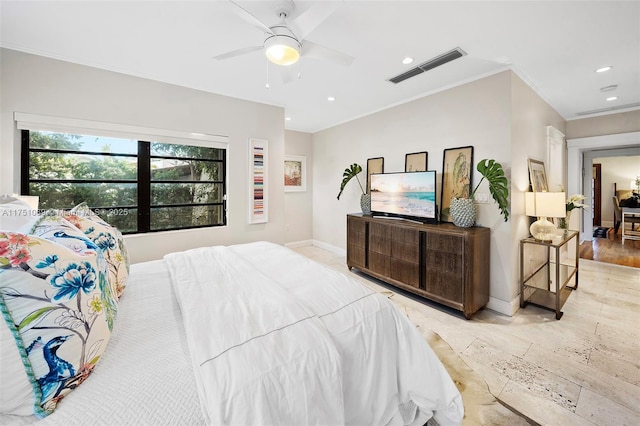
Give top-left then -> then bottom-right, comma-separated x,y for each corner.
69,203 -> 130,298
0,229 -> 118,418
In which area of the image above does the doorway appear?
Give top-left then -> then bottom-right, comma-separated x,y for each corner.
592,163 -> 601,227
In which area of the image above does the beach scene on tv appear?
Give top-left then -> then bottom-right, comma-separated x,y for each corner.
370,172 -> 436,219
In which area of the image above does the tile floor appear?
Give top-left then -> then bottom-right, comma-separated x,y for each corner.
293,245 -> 640,426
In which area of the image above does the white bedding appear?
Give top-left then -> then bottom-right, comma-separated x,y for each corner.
166,242 -> 463,426
1,241 -> 463,426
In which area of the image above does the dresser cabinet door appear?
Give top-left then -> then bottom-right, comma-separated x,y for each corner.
390,227 -> 420,288
368,221 -> 391,276
425,232 -> 464,303
347,215 -> 367,269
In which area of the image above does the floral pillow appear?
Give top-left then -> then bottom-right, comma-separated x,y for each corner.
0,229 -> 118,417
69,203 -> 129,298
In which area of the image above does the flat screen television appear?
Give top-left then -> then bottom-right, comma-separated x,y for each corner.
370,171 -> 438,223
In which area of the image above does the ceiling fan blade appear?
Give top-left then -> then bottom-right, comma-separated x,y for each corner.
214,45 -> 263,61
227,0 -> 274,35
292,1 -> 342,40
301,40 -> 354,66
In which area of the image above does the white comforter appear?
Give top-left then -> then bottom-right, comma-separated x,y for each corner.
165,242 -> 463,426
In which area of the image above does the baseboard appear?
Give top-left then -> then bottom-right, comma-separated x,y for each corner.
284,239 -> 313,249
312,239 -> 346,256
487,295 -> 520,317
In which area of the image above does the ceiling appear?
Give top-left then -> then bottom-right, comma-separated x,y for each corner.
1,1 -> 639,133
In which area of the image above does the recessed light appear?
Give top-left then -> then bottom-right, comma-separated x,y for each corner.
285,116 -> 291,121
595,66 -> 612,73
402,57 -> 414,65
606,96 -> 619,101
327,96 -> 336,101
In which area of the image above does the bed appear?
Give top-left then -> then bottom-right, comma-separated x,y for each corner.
1,198 -> 463,425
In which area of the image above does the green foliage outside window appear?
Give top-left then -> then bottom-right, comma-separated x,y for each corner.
24,131 -> 226,233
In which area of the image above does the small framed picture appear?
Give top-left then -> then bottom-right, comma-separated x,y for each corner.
405,151 -> 428,172
441,146 -> 474,223
366,157 -> 384,193
284,155 -> 306,192
527,159 -> 548,192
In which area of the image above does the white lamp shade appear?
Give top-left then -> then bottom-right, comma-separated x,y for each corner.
525,192 -> 565,218
526,191 -> 566,241
631,180 -> 638,190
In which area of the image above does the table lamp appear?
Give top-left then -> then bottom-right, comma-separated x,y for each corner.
526,192 -> 566,241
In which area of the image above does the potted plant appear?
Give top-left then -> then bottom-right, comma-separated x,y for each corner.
337,163 -> 371,214
450,159 -> 509,227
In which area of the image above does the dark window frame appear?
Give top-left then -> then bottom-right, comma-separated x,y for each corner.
21,129 -> 227,234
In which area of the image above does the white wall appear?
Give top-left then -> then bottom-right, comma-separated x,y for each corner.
284,130 -> 313,244
0,48 -> 286,263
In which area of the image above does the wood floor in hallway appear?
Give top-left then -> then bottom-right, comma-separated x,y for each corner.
580,228 -> 640,268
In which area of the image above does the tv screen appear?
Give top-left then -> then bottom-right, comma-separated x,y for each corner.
370,171 -> 437,223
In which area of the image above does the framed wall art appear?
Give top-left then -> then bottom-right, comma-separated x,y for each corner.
366,157 -> 384,193
405,151 -> 428,172
441,146 -> 474,223
248,138 -> 268,224
284,155 -> 306,192
527,158 -> 548,192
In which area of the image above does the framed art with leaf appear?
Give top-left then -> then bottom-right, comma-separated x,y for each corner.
440,146 -> 474,223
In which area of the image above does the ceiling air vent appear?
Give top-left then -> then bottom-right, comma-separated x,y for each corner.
387,47 -> 467,84
576,102 -> 640,116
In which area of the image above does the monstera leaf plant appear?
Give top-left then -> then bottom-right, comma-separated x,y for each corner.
337,163 -> 370,214
451,158 -> 509,227
471,159 -> 509,222
337,163 -> 365,200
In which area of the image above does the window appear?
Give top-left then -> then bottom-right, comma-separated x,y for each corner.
22,130 -> 226,233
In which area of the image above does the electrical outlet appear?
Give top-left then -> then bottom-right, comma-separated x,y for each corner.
474,193 -> 489,204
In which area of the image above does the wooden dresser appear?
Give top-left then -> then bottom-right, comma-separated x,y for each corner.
347,214 -> 490,319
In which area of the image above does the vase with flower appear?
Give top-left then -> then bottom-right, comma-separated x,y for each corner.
559,194 -> 586,230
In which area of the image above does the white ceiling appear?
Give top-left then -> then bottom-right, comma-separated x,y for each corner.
1,0 -> 639,133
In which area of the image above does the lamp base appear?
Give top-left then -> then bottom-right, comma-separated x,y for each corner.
530,217 -> 557,242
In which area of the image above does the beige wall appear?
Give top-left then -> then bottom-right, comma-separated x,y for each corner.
566,110 -> 640,139
510,73 -> 566,301
1,48 -> 286,263
313,71 -> 518,312
284,130 -> 313,244
312,70 -> 565,315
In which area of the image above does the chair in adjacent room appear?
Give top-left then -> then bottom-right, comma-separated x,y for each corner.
613,195 -> 640,234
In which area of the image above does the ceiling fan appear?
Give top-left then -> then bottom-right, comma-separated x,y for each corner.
214,0 -> 354,70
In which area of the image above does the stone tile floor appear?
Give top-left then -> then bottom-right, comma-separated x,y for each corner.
294,245 -> 640,426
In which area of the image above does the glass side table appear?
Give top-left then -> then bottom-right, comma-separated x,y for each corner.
520,230 -> 579,320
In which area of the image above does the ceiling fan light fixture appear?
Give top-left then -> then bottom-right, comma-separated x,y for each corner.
265,34 -> 300,66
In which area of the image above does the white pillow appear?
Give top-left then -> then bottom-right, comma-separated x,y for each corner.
0,196 -> 40,233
